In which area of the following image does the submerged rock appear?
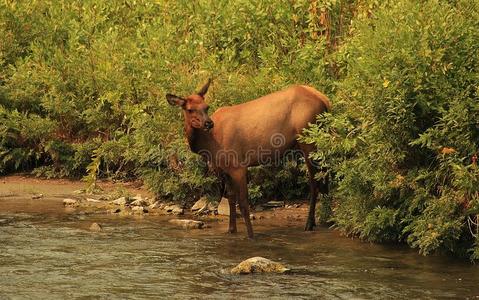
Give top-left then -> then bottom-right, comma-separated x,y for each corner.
0,219 -> 11,226
63,198 -> 78,206
164,204 -> 184,215
89,222 -> 103,232
31,194 -> 44,200
231,257 -> 290,275
168,219 -> 205,229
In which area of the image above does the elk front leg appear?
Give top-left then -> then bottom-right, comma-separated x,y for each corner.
224,175 -> 237,234
227,197 -> 237,234
231,168 -> 254,238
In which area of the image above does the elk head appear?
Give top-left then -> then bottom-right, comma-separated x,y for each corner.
166,79 -> 214,131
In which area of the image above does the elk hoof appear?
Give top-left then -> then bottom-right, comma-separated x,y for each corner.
304,222 -> 315,231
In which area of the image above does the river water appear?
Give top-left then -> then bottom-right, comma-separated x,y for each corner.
1,183 -> 479,299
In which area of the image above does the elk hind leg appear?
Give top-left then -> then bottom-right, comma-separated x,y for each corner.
299,144 -> 319,231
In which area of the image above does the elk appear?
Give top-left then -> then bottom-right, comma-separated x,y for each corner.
166,80 -> 331,238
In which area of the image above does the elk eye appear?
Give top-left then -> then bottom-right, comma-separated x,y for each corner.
187,109 -> 194,113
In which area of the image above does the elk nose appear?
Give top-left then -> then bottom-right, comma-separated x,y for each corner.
205,120 -> 214,130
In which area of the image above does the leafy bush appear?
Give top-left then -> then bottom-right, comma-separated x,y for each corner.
1,0 -> 346,204
303,0 -> 479,258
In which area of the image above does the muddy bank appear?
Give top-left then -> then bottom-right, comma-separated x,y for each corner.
0,175 -> 309,233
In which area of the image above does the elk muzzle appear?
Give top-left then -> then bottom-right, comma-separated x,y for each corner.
204,119 -> 214,131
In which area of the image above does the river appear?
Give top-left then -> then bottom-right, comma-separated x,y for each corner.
1,180 -> 479,299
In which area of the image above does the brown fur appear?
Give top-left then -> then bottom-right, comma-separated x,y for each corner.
167,82 -> 331,238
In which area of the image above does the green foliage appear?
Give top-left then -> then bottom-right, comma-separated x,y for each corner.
248,161 -> 309,206
0,0 -> 346,203
303,0 -> 479,258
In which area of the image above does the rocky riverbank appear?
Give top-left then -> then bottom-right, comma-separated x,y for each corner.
1,175 -> 309,231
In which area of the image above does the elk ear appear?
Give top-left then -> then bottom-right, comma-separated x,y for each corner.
166,94 -> 186,107
197,79 -> 211,97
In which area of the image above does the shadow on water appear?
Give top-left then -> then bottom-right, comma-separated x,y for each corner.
1,196 -> 479,299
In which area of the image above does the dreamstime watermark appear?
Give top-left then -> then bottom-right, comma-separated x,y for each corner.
194,133 -> 322,168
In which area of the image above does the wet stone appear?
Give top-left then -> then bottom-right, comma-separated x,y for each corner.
31,194 -> 44,200
165,204 -> 184,215
63,198 -> 78,206
168,219 -> 205,229
231,257 -> 290,275
132,206 -> 148,214
89,222 -> 103,232
0,219 -> 11,226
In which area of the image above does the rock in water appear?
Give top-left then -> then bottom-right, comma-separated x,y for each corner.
89,222 -> 103,232
63,198 -> 78,206
231,257 -> 290,275
164,204 -> 184,215
217,197 -> 230,216
132,206 -> 148,214
168,219 -> 204,229
31,194 -> 44,200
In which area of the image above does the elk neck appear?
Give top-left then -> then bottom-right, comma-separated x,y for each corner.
184,122 -> 216,156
